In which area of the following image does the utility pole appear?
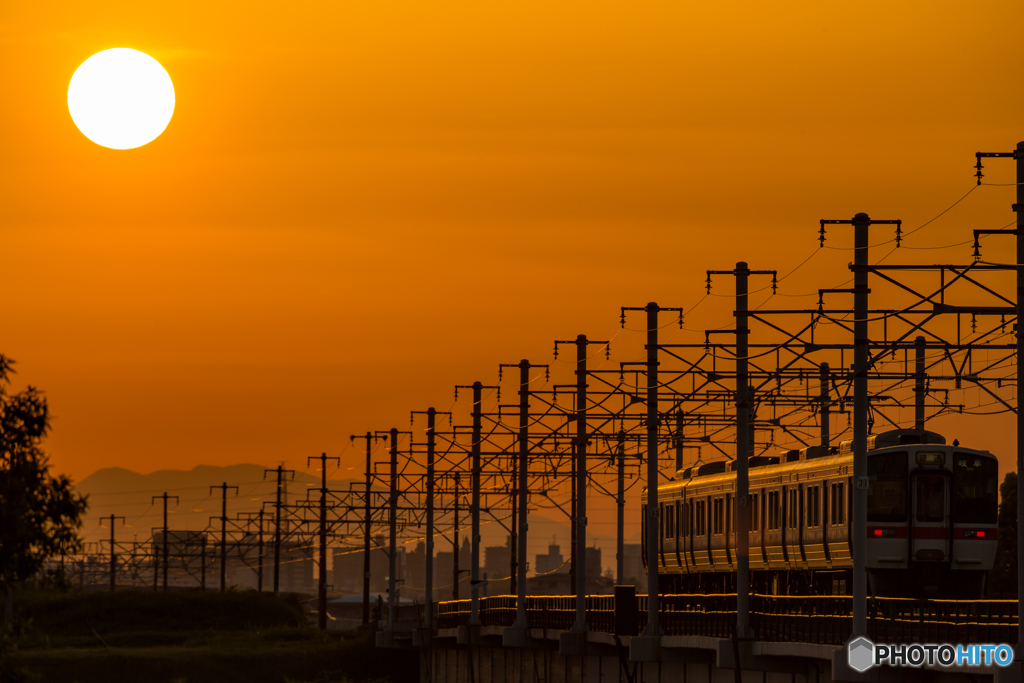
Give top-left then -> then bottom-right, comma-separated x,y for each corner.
350,432 -> 386,626
452,472 -> 461,600
675,410 -> 684,471
643,304 -> 664,638
453,381 -> 497,636
621,302 -> 682,659
152,493 -> 179,590
616,430 -> 626,585
372,428 -> 405,634
556,334 -> 608,636
257,509 -> 265,592
820,363 -> 830,447
425,409 -> 438,630
708,263 -> 775,641
972,143 -> 1024,667
819,213 -> 900,640
263,465 -> 295,595
103,515 -> 125,592
200,536 -> 207,591
469,388 -> 482,628
502,359 -> 548,647
211,482 -> 240,593
914,336 -> 926,429
308,452 -> 340,631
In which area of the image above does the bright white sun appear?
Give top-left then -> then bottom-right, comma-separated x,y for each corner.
68,48 -> 175,150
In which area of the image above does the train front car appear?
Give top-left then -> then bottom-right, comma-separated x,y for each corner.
645,428 -> 999,600
865,430 -> 999,599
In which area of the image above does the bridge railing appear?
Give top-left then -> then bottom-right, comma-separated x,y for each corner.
436,595 -> 606,631
866,597 -> 1017,645
639,593 -> 737,638
752,594 -> 852,645
433,594 -> 1018,646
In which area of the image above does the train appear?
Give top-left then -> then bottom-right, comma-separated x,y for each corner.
643,429 -> 999,598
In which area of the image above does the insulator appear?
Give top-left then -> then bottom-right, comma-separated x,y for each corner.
620,310 -> 626,328
553,344 -> 558,359
973,240 -> 981,262
818,223 -> 827,247
971,314 -> 977,333
894,222 -> 902,247
498,367 -> 503,381
1001,315 -> 1006,333
771,273 -> 778,294
706,273 -> 712,293
605,344 -> 611,360
544,367 -> 550,382
975,157 -> 984,185
678,311 -> 684,328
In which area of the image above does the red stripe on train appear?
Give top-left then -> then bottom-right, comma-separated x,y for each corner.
868,527 -> 997,540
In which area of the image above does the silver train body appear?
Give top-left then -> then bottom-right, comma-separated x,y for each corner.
643,429 -> 999,597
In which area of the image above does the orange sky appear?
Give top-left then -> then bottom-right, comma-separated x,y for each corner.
1,1 -> 1023,484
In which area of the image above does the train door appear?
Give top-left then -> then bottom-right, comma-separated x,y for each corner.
910,471 -> 949,563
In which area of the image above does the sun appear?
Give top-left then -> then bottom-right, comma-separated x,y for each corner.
68,48 -> 175,150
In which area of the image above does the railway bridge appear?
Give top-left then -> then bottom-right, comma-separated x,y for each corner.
377,589 -> 1021,682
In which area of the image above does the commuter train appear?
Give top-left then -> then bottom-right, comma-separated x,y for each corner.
643,429 -> 999,598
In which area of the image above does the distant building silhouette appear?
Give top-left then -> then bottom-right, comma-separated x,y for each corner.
621,543 -> 646,592
535,541 -> 564,575
483,536 -> 513,595
332,541 -> 392,596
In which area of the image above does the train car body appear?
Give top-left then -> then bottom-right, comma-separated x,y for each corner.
643,429 -> 999,598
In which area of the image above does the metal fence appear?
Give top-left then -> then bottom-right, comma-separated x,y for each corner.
432,593 -> 1018,646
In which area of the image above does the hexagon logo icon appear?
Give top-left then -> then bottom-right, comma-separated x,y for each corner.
848,636 -> 875,673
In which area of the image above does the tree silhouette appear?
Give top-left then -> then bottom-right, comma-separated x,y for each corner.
0,356 -> 88,628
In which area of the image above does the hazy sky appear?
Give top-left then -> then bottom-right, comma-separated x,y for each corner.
1,1 -> 1022,483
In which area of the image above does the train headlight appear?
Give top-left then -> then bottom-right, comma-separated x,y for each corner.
915,451 -> 946,467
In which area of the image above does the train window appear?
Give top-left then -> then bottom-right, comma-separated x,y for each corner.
807,486 -> 820,527
915,475 -> 945,523
867,451 -> 908,522
713,498 -> 724,535
750,493 -> 759,532
665,503 -> 675,539
767,491 -> 780,530
830,483 -> 845,525
788,490 -> 799,529
695,501 -> 706,536
952,454 -> 998,525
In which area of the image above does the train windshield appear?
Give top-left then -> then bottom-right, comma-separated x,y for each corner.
867,451 -> 908,522
952,453 -> 998,524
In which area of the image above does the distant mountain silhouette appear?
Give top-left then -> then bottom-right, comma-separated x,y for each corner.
76,464 -> 361,545
74,465 -> 626,578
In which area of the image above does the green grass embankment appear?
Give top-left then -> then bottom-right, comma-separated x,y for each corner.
5,589 -> 415,683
